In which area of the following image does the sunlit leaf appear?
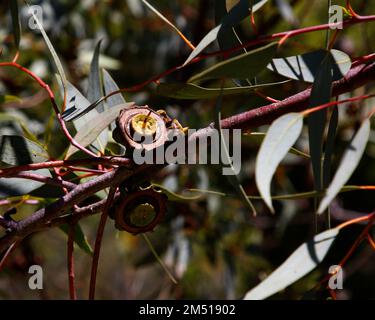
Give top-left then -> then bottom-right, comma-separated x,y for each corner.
268,49 -> 351,83
255,113 -> 303,212
157,80 -> 288,100
103,69 -> 126,108
27,1 -> 67,107
318,119 -> 370,214
244,228 -> 339,300
0,135 -> 48,166
184,0 -> 268,65
66,103 -> 134,158
189,42 -> 278,83
60,223 -> 93,255
87,40 -> 104,112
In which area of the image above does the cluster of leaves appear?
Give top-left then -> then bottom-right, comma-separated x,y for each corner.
0,0 -> 374,299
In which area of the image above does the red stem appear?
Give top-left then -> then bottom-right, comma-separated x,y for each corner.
88,186 -> 117,300
67,223 -> 77,300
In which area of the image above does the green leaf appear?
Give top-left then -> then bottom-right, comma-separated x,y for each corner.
0,95 -> 21,104
323,107 -> 338,188
267,49 -> 351,83
152,184 -> 203,202
307,53 -> 334,192
66,103 -> 134,158
60,223 -> 93,255
87,40 -> 104,112
103,69 -> 126,108
255,113 -> 304,212
244,228 -> 339,300
215,89 -> 256,215
10,0 -> 21,49
189,42 -> 278,83
0,113 -> 38,142
0,168 -> 51,197
184,0 -> 268,66
318,119 -> 370,214
27,2 -> 67,106
156,81 -> 288,100
0,135 -> 48,166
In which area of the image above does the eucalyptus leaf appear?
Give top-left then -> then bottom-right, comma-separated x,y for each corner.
189,42 -> 278,83
307,53 -> 334,191
318,119 -> 370,214
157,80 -> 287,100
10,0 -> 21,49
255,113 -> 304,212
0,135 -> 48,166
152,184 -> 203,202
267,49 -> 351,83
103,69 -> 126,108
87,40 -> 104,112
66,102 -> 134,158
60,223 -> 93,255
244,228 -> 339,300
184,0 -> 268,65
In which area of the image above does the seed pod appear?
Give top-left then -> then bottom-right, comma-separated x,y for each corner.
113,106 -> 168,152
113,187 -> 167,235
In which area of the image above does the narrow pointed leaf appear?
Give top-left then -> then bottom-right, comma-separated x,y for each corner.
87,40 -> 104,112
244,228 -> 339,300
189,42 -> 278,83
103,69 -> 126,107
157,80 -> 288,100
318,119 -> 370,214
0,135 -> 48,166
10,0 -> 21,49
184,0 -> 268,65
60,223 -> 93,255
28,3 -> 67,103
66,103 -> 134,158
267,49 -> 351,83
323,107 -> 338,187
255,113 -> 303,212
152,184 -> 203,202
307,53 -> 334,191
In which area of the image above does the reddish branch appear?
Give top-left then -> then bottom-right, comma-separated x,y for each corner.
1,59 -> 375,253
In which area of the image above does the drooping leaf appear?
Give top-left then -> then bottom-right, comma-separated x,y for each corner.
27,2 -> 67,107
156,80 -> 288,100
60,223 -> 93,255
215,89 -> 256,215
0,168 -> 51,197
267,49 -> 351,83
152,184 -> 203,202
0,135 -> 48,166
57,78 -> 107,155
323,107 -> 338,188
245,132 -> 309,159
189,42 -> 278,83
0,113 -> 38,142
87,40 -> 104,112
66,103 -> 134,158
244,228 -> 339,300
184,0 -> 269,65
318,119 -> 370,214
255,113 -> 304,212
307,53 -> 334,192
10,0 -> 21,49
103,69 -> 126,108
